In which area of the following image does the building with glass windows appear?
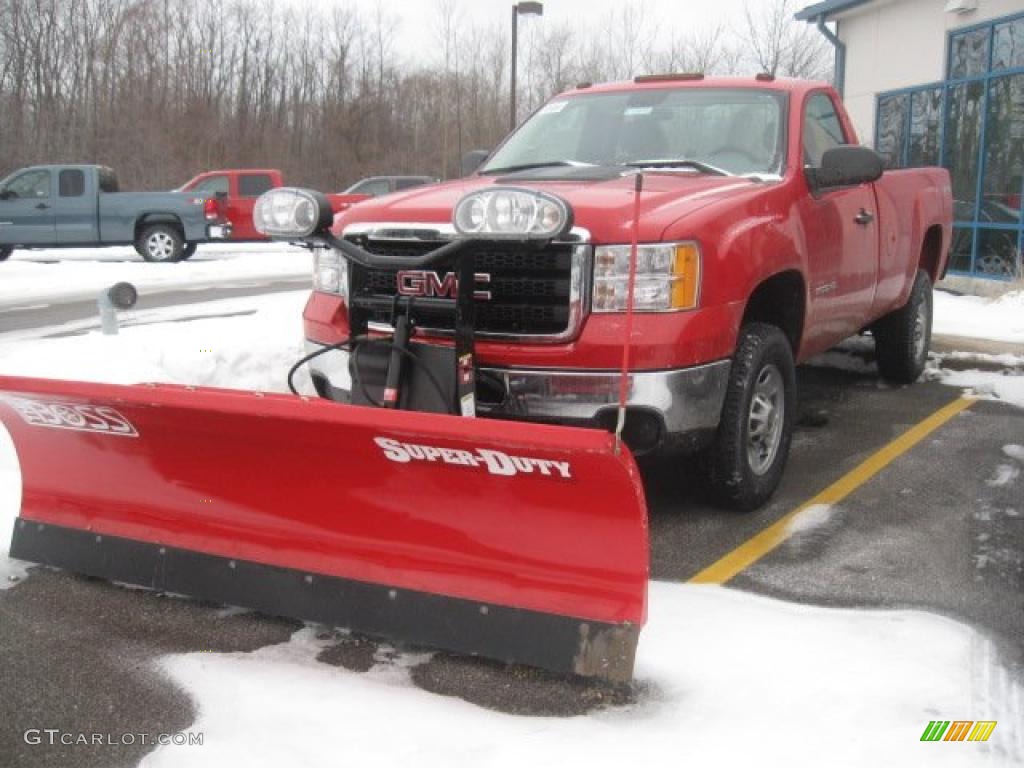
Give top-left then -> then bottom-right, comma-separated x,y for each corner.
796,0 -> 1024,289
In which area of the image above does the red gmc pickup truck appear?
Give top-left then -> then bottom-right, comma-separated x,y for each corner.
299,76 -> 953,509
177,169 -> 368,241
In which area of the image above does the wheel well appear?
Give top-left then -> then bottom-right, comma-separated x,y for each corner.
135,215 -> 184,241
741,270 -> 806,353
918,225 -> 943,282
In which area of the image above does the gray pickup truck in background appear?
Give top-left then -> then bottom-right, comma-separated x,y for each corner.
0,164 -> 230,262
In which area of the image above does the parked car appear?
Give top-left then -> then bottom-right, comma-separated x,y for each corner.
342,176 -> 439,197
0,164 -> 229,262
292,75 -> 952,510
176,169 -> 369,241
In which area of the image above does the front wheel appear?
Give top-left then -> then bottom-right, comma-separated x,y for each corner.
0,246 -> 12,262
704,323 -> 796,511
873,269 -> 932,384
136,224 -> 185,262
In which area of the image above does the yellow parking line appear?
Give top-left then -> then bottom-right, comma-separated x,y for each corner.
689,396 -> 976,585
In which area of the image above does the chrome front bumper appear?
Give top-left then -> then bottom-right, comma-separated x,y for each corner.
304,341 -> 730,437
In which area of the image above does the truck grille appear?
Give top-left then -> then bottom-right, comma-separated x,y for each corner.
347,237 -> 587,339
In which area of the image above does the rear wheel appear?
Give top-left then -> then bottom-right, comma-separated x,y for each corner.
136,224 -> 184,262
180,242 -> 198,261
0,246 -> 12,262
873,269 -> 932,384
704,323 -> 796,511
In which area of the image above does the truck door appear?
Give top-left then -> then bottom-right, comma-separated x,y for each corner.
797,92 -> 879,354
0,168 -> 56,245
55,168 -> 99,244
235,173 -> 275,240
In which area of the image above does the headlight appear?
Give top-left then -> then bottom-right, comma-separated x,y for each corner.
592,242 -> 700,312
253,187 -> 332,238
314,249 -> 347,299
453,187 -> 572,239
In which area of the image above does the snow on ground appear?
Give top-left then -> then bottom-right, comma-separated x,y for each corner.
0,291 -> 313,392
927,365 -> 1024,409
988,463 -> 1021,488
934,289 -> 1024,346
785,503 -> 835,535
135,585 -> 1023,768
1,243 -> 310,307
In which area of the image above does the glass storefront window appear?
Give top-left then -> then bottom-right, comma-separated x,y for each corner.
950,27 -> 991,79
876,93 -> 908,168
975,228 -> 1021,278
982,74 -> 1024,224
909,88 -> 943,167
950,227 -> 974,272
876,13 -> 1024,278
993,17 -> 1024,71
946,81 -> 985,218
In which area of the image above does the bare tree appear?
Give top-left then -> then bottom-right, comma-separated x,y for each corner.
741,0 -> 832,80
0,0 -> 807,190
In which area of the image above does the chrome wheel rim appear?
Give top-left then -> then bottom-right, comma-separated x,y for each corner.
747,363 -> 785,476
912,297 -> 928,361
147,231 -> 175,261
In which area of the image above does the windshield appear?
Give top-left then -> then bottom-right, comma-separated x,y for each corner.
482,88 -> 786,177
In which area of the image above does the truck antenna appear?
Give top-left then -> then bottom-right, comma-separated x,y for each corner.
615,173 -> 643,454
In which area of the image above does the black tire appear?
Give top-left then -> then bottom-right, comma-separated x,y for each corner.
872,269 -> 932,384
0,246 -> 12,262
704,323 -> 797,511
180,242 -> 198,261
135,224 -> 185,262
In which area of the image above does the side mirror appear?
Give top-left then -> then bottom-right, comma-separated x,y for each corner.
807,145 -> 884,192
461,150 -> 490,177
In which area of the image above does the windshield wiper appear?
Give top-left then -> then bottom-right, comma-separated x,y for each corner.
479,160 -> 594,175
623,159 -> 733,177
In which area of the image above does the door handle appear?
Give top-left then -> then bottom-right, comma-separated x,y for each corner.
854,208 -> 874,226
35,203 -> 50,210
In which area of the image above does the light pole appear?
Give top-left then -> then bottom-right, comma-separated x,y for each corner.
510,2 -> 543,132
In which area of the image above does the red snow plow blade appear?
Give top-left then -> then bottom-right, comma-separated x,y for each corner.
0,375 -> 648,681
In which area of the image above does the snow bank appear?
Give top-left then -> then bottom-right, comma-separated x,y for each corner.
138,583 -> 1023,768
934,289 -> 1024,346
0,292 -> 313,393
929,366 -> 1024,410
1,245 -> 310,307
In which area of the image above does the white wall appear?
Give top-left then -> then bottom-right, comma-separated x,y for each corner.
835,0 -> 1024,144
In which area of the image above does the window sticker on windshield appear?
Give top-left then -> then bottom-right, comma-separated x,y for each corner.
624,106 -> 653,116
539,101 -> 568,115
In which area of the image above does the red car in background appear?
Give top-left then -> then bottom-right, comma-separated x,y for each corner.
177,169 -> 369,241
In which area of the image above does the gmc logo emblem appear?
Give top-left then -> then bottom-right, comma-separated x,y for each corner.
396,270 -> 492,300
